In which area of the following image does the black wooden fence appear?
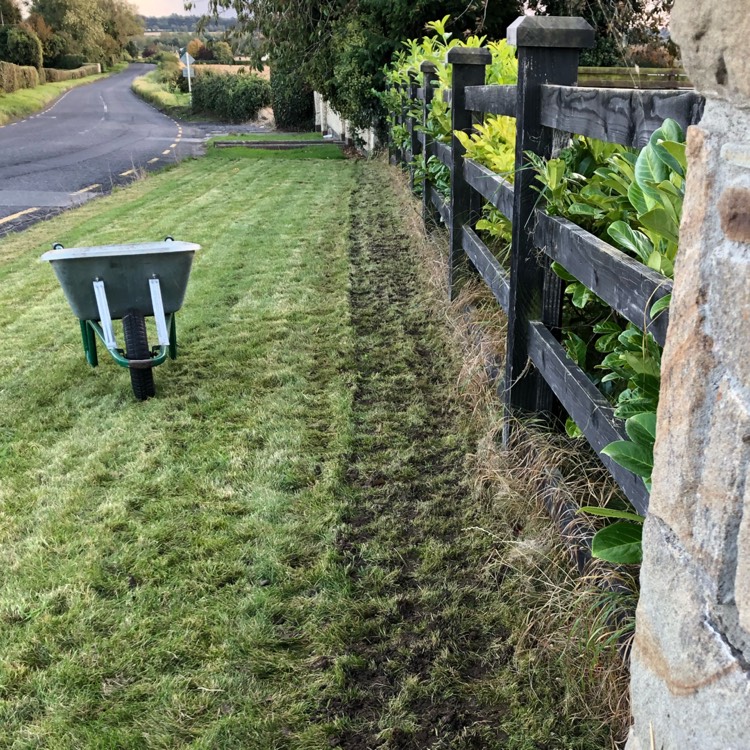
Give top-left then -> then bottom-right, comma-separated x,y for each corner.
390,16 -> 705,516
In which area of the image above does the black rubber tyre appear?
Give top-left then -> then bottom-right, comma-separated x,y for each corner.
122,310 -> 156,400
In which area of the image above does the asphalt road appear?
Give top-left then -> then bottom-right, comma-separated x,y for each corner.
0,64 -> 225,235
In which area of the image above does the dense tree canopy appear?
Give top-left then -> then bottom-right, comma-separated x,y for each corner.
203,0 -> 523,129
525,0 -> 673,66
30,0 -> 143,65
0,0 -> 22,26
0,24 -> 44,68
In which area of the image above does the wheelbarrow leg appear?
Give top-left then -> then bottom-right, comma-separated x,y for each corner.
168,314 -> 177,360
80,319 -> 98,367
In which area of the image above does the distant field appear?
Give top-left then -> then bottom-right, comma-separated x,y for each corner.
186,64 -> 269,80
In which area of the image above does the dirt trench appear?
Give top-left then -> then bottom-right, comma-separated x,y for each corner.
324,162 -> 513,749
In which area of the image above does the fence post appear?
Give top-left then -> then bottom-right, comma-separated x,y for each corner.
420,61 -> 439,227
446,47 -> 491,300
408,71 -> 421,192
504,17 -> 594,426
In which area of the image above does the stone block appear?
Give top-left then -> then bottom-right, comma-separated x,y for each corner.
672,0 -> 750,106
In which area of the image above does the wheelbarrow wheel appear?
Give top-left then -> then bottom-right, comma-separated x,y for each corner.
122,310 -> 156,401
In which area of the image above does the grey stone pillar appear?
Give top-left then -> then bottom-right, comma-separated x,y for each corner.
626,1 -> 750,748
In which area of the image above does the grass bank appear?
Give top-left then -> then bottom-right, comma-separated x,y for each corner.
131,70 -> 192,119
0,64 -> 127,126
0,148 -> 621,747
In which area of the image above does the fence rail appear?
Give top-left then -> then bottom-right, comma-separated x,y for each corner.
389,16 -> 705,512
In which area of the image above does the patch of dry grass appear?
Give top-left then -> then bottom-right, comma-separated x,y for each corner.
388,162 -> 636,747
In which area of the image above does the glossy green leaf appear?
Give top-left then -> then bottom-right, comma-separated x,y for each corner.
570,283 -> 592,309
623,352 -> 661,378
625,412 -> 657,447
579,506 -> 645,523
593,320 -> 621,335
627,179 -> 649,215
602,440 -> 653,478
639,208 -> 680,245
631,374 -> 661,400
569,202 -> 603,217
607,221 -> 653,263
564,331 -> 588,369
565,418 -> 583,438
650,294 -> 671,317
614,398 -> 658,420
595,332 -> 621,353
591,522 -> 643,564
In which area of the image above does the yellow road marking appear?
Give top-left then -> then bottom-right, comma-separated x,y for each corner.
0,207 -> 38,225
119,169 -> 136,177
148,157 -> 159,164
72,183 -> 101,195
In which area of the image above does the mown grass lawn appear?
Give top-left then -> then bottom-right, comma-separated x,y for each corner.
0,150 -> 357,748
0,148 -> 618,749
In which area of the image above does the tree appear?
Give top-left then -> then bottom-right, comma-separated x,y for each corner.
31,0 -> 142,64
524,0 -> 673,66
186,37 -> 205,58
209,39 -> 233,64
0,24 -> 44,68
202,0 -> 523,129
0,0 -> 22,26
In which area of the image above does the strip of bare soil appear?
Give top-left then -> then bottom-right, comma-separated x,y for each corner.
324,165 -> 509,749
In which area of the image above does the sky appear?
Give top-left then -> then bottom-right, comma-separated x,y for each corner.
132,0 -> 214,16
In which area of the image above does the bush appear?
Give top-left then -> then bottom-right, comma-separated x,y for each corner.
192,71 -> 271,122
270,65 -> 314,131
0,60 -> 41,92
0,24 -> 43,70
51,53 -> 86,70
153,51 -> 179,65
156,59 -> 182,89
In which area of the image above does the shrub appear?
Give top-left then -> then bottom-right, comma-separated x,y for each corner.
156,59 -> 182,89
51,53 -> 86,70
0,24 -> 43,70
270,65 -> 314,130
153,51 -> 178,65
192,71 -> 271,122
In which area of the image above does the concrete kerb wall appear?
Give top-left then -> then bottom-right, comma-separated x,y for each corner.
314,92 -> 377,152
626,0 -> 750,747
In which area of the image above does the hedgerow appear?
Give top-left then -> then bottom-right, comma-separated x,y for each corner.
191,71 -> 271,122
270,64 -> 315,131
0,60 -> 40,93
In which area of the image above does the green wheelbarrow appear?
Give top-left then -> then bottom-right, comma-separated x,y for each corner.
41,237 -> 200,400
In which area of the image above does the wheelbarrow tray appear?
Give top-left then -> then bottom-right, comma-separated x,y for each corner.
41,241 -> 199,321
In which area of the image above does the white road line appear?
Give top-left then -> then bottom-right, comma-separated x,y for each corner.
148,158 -> 159,164
162,149 -> 171,155
119,169 -> 136,177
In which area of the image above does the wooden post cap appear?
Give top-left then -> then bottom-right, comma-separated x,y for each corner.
507,16 -> 595,49
420,61 -> 437,74
446,47 -> 492,65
